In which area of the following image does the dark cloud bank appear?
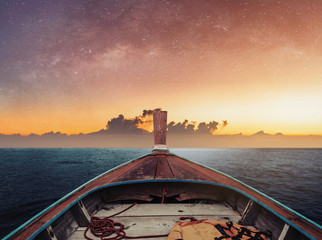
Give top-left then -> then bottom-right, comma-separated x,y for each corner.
90,109 -> 226,135
1,109 -> 321,148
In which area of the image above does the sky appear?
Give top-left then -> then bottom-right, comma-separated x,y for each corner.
1,0 -> 322,137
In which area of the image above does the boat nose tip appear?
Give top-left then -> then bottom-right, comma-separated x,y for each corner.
152,144 -> 169,152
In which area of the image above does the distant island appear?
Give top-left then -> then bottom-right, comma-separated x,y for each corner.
1,130 -> 321,148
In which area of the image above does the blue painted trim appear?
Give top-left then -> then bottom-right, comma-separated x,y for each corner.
2,151 -> 152,240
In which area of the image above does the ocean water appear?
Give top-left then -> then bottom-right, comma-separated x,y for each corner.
0,148 -> 321,238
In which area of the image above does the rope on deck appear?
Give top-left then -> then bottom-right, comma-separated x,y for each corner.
84,202 -> 169,240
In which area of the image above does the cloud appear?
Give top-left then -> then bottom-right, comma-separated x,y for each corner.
104,114 -> 147,134
168,120 -> 194,134
142,108 -> 161,118
195,121 -> 219,135
167,119 -> 226,135
41,131 -> 67,136
87,109 -> 227,135
1,108 -> 227,136
89,108 -> 161,134
252,130 -> 270,136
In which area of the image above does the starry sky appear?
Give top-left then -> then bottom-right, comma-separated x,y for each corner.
1,0 -> 322,136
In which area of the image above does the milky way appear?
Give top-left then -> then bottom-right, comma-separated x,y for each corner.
0,0 -> 322,135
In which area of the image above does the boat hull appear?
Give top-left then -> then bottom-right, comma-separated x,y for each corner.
4,152 -> 322,240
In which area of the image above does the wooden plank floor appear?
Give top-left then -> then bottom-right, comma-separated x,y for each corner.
68,203 -> 241,240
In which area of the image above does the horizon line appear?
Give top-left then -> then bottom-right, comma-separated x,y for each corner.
1,132 -> 322,137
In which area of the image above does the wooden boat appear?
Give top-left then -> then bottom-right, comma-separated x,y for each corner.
4,111 -> 321,240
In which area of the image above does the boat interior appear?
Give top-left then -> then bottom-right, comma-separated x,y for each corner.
34,181 -> 309,240
7,111 -> 320,240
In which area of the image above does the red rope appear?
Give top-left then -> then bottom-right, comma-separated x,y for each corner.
84,202 -> 168,240
161,188 -> 165,204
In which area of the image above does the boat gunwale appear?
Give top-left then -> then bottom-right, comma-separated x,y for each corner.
4,151 -> 321,240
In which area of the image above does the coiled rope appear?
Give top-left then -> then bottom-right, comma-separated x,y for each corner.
84,191 -> 168,240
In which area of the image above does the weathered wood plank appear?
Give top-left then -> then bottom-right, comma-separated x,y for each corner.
167,156 -> 209,180
12,221 -> 44,240
67,203 -> 241,240
153,111 -> 167,146
278,223 -> 290,240
112,157 -> 157,182
101,182 -> 225,203
155,156 -> 174,179
69,220 -> 169,240
96,203 -> 239,218
68,215 -> 241,240
70,201 -> 90,227
239,199 -> 254,224
46,225 -> 57,240
253,206 -> 286,240
81,192 -> 103,216
51,210 -> 78,240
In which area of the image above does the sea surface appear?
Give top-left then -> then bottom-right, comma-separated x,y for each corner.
0,148 -> 321,238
